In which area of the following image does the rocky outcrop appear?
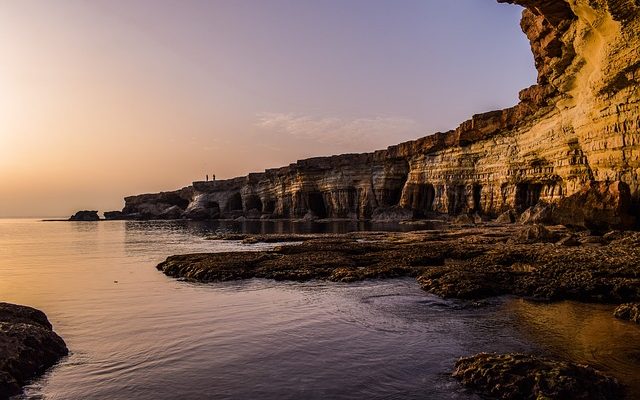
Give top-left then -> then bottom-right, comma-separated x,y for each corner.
68,210 -> 99,221
0,303 -> 68,398
614,302 -> 640,323
118,0 -> 640,230
453,353 -> 622,400
158,226 -> 640,303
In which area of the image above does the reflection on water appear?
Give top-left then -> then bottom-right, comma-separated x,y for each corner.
123,219 -> 434,236
506,299 -> 640,394
1,219 -> 639,399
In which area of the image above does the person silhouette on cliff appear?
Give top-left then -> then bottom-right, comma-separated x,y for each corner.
206,174 -> 209,182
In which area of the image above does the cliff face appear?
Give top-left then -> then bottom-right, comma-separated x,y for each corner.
118,0 -> 640,229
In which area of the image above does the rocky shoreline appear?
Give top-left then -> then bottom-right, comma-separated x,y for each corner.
0,303 -> 68,398
157,223 -> 640,399
159,224 -> 640,304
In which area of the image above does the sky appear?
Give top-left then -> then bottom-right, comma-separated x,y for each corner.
0,0 -> 536,217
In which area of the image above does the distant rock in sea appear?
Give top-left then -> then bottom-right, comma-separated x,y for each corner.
69,210 -> 100,221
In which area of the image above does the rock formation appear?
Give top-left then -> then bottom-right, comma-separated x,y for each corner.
68,210 -> 100,221
118,0 -> 640,230
453,353 -> 622,400
0,303 -> 68,398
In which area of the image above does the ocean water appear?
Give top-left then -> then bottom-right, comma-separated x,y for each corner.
1,219 -> 639,399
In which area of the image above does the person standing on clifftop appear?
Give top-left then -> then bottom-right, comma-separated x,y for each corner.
206,174 -> 209,182
212,174 -> 216,181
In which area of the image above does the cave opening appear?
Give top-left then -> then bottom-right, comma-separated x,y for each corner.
225,192 -> 243,212
515,183 -> 543,211
263,199 -> 276,214
447,185 -> 467,215
473,184 -> 482,213
307,192 -> 328,218
244,194 -> 263,212
408,183 -> 435,215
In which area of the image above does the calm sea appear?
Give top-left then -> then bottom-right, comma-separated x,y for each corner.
1,219 -> 639,399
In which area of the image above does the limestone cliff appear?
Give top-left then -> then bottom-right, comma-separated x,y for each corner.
117,0 -> 640,229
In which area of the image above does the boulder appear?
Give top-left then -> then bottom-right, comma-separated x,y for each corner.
453,353 -> 622,400
0,303 -> 68,398
551,181 -> 635,231
495,210 -> 516,224
519,203 -> 553,225
68,210 -> 99,221
614,303 -> 640,324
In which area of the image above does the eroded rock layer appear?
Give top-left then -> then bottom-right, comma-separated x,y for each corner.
118,0 -> 640,229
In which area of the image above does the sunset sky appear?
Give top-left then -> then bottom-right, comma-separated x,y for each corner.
0,0 -> 535,217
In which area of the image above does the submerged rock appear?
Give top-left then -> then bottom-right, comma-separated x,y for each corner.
0,303 -> 68,398
614,303 -> 640,324
453,353 -> 622,400
68,210 -> 99,221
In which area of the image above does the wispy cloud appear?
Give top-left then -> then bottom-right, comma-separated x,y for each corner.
256,112 -> 419,149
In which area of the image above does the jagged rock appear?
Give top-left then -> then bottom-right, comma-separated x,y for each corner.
118,1 -> 640,228
614,303 -> 640,323
519,203 -> 554,225
0,303 -> 68,398
495,210 -> 516,224
68,210 -> 99,221
371,206 -> 414,222
453,353 -> 622,400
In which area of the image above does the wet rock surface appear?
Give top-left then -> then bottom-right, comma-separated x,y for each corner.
0,303 -> 68,398
159,224 -> 640,303
453,353 -> 623,400
614,303 -> 640,323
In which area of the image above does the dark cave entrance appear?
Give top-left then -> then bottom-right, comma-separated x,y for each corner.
473,185 -> 482,213
307,192 -> 328,218
263,199 -> 276,214
408,183 -> 435,215
515,183 -> 543,211
225,192 -> 243,212
244,194 -> 263,212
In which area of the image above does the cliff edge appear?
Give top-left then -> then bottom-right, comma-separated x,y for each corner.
115,0 -> 640,230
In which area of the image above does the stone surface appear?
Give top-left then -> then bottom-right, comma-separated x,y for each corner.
119,1 -> 639,230
68,210 -> 99,221
453,353 -> 622,400
0,303 -> 68,398
160,225 -> 640,303
614,302 -> 640,323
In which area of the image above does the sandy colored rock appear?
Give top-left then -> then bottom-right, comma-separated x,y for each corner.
118,1 -> 640,230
